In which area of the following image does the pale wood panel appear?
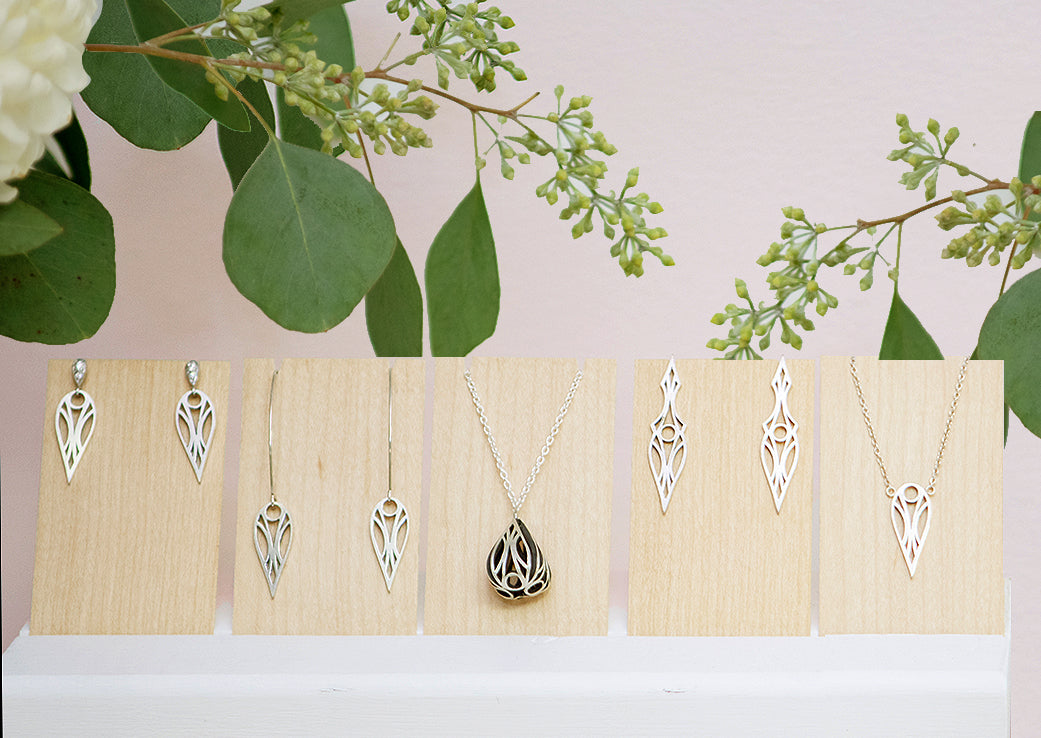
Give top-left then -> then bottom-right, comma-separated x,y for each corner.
628,359 -> 814,636
425,358 -> 615,635
819,357 -> 1004,634
232,359 -> 423,634
32,359 -> 229,634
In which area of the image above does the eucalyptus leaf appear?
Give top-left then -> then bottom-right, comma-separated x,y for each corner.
1021,111 -> 1041,223
127,0 -> 250,132
0,172 -> 115,344
878,286 -> 943,360
266,0 -> 352,25
217,78 -> 275,189
977,268 -> 1041,438
425,179 -> 500,356
0,200 -> 63,256
276,4 -> 354,150
53,114 -> 91,191
82,0 -> 216,150
223,139 -> 395,332
365,238 -> 423,356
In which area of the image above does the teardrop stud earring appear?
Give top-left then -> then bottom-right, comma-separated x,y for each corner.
176,360 -> 215,483
253,369 -> 293,598
55,358 -> 96,483
369,367 -> 410,592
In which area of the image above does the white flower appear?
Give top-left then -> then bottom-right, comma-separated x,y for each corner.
0,0 -> 97,203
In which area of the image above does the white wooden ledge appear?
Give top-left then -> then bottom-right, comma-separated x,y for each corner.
2,584 -> 1010,737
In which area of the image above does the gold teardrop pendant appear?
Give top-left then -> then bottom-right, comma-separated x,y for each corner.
486,516 -> 551,600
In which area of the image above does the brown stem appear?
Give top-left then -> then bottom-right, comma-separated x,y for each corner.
854,180 -> 1009,232
145,21 -> 211,47
84,43 -> 283,72
364,69 -> 540,118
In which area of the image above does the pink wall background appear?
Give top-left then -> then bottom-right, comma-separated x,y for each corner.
3,1 -> 1038,732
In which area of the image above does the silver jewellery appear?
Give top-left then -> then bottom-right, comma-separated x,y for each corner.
176,360 -> 215,483
254,369 -> 293,598
648,357 -> 687,514
55,358 -> 95,483
370,369 -> 410,592
464,367 -> 583,600
849,356 -> 969,577
761,357 -> 799,513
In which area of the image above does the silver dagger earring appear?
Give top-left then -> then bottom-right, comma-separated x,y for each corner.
369,367 -> 410,592
55,358 -> 96,483
176,360 -> 215,483
253,369 -> 293,598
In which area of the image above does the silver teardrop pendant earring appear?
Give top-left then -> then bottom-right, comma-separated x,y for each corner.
464,366 -> 583,601
253,369 -> 293,598
176,360 -> 215,483
370,367 -> 410,592
56,358 -> 96,483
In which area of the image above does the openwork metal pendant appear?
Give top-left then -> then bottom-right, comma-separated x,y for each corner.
648,358 -> 687,513
760,357 -> 799,513
176,360 -> 215,483
891,482 -> 932,577
486,516 -> 551,600
370,496 -> 409,591
254,499 -> 293,598
55,359 -> 95,483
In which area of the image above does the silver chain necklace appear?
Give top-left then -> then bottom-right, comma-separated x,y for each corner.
849,356 -> 969,577
464,368 -> 583,600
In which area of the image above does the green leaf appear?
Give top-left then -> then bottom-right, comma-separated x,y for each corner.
0,172 -> 115,344
33,150 -> 67,179
223,139 -> 395,332
266,0 -> 352,25
978,268 -> 1041,438
878,286 -> 943,359
52,114 -> 91,191
0,200 -> 63,256
217,77 -> 275,189
365,238 -> 423,356
425,179 -> 500,356
126,0 -> 250,132
1020,111 -> 1041,223
275,4 -> 354,150
82,0 -> 215,150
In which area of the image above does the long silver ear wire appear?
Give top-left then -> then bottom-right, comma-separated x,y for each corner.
56,358 -> 96,483
370,365 -> 410,592
176,360 -> 215,483
253,369 -> 293,598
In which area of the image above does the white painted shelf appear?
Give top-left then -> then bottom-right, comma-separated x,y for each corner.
3,584 -> 1011,737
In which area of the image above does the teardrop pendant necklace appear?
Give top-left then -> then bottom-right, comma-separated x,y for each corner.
849,357 -> 969,578
464,367 -> 583,600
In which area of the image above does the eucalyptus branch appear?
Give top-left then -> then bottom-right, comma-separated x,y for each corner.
708,114 -> 1041,359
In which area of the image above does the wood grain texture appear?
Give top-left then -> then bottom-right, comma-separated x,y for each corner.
424,358 -> 615,635
31,359 -> 229,634
819,357 -> 1004,634
628,359 -> 814,636
232,359 -> 423,635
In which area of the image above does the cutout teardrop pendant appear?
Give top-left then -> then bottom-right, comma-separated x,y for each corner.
486,516 -> 551,600
254,500 -> 293,597
370,496 -> 409,591
176,389 -> 214,483
56,388 -> 95,483
761,357 -> 799,513
891,482 -> 932,577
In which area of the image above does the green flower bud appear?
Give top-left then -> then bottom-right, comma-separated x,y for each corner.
895,113 -> 909,127
816,301 -> 828,316
898,130 -> 912,144
843,263 -> 856,275
806,280 -> 819,294
780,222 -> 795,239
944,127 -> 959,146
791,207 -> 804,221
814,223 -> 827,234
625,167 -> 639,188
860,272 -> 873,290
735,278 -> 748,299
927,118 -> 940,135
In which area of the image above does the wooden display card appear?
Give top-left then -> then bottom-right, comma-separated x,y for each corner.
32,359 -> 229,634
819,357 -> 1003,634
232,359 -> 423,635
628,359 -> 814,636
425,358 -> 615,635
